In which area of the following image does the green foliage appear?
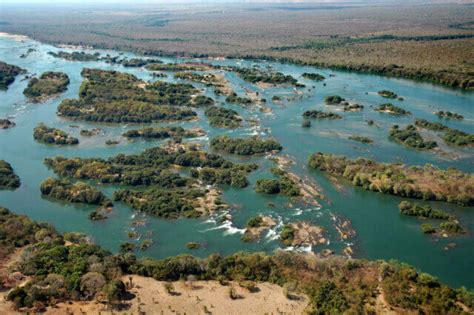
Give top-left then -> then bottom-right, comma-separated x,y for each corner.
205,106 -> 242,128
246,216 -> 263,228
186,242 -> 200,249
225,93 -> 252,105
40,177 -> 112,207
415,118 -> 473,147
302,110 -> 342,120
229,67 -> 298,86
378,90 -> 398,98
0,160 -> 21,189
121,58 -> 162,67
0,61 -> 25,90
348,135 -> 373,144
210,135 -> 282,155
146,63 -> 210,72
255,168 -> 300,197
123,126 -> 204,140
113,188 -> 208,218
308,152 -> 474,206
343,103 -> 364,111
398,201 -> 450,219
23,71 -> 69,101
421,223 -> 436,234
324,95 -> 345,104
310,281 -> 349,314
33,123 -> 79,145
375,103 -> 411,115
57,68 -> 199,123
436,111 -> 463,120
440,220 -> 464,234
302,72 -> 325,81
280,224 -> 295,246
48,51 -> 101,61
389,124 -> 437,150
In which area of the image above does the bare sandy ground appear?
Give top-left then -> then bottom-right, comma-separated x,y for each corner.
1,275 -> 309,315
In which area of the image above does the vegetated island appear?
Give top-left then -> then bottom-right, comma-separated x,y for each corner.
348,135 -> 373,144
415,118 -> 474,147
1,207 -> 472,314
375,103 -> 411,115
436,111 -> 464,120
57,68 -> 209,123
378,90 -> 398,99
48,50 -> 102,61
33,123 -> 79,145
308,152 -> 474,206
227,66 -> 301,87
389,124 -> 437,150
123,126 -> 205,141
302,72 -> 325,81
0,119 -> 15,129
44,143 -> 258,218
146,62 -> 213,72
398,201 -> 465,236
210,135 -> 282,155
302,110 -> 342,120
343,103 -> 364,112
241,215 -> 276,242
40,177 -> 113,207
205,106 -> 242,128
0,61 -> 25,90
23,71 -> 69,102
324,95 -> 345,105
0,160 -> 21,189
255,168 -> 300,197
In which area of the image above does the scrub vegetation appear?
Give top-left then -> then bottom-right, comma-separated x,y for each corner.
210,135 -> 282,155
0,61 -> 25,90
0,160 -> 20,189
23,71 -> 69,102
33,123 -> 79,145
2,207 -> 472,314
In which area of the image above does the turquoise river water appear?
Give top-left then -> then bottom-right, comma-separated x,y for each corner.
0,34 -> 473,289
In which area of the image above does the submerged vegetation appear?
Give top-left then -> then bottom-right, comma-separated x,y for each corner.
0,160 -> 20,189
0,61 -> 25,90
40,177 -> 112,207
308,152 -> 474,205
23,71 -> 69,101
302,110 -> 342,120
204,107 -> 242,128
57,68 -> 199,123
210,135 -> 282,155
389,125 -> 437,150
33,123 -> 79,145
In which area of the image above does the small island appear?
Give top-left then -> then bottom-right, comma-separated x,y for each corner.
225,93 -> 252,105
205,107 -> 242,129
308,152 -> 474,205
415,118 -> 474,147
343,103 -> 364,112
375,103 -> 411,115
210,135 -> 282,155
123,126 -> 205,140
229,67 -> 299,86
378,90 -> 398,99
436,111 -> 463,120
0,118 -> 15,129
241,215 -> 276,242
302,73 -> 325,81
0,61 -> 25,90
348,135 -> 373,144
255,168 -> 300,197
57,68 -> 200,123
33,123 -> 79,145
121,58 -> 162,67
23,71 -> 70,102
302,110 -> 342,120
0,160 -> 21,189
40,177 -> 112,207
280,222 -> 326,248
48,50 -> 101,61
389,125 -> 437,150
324,95 -> 345,105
